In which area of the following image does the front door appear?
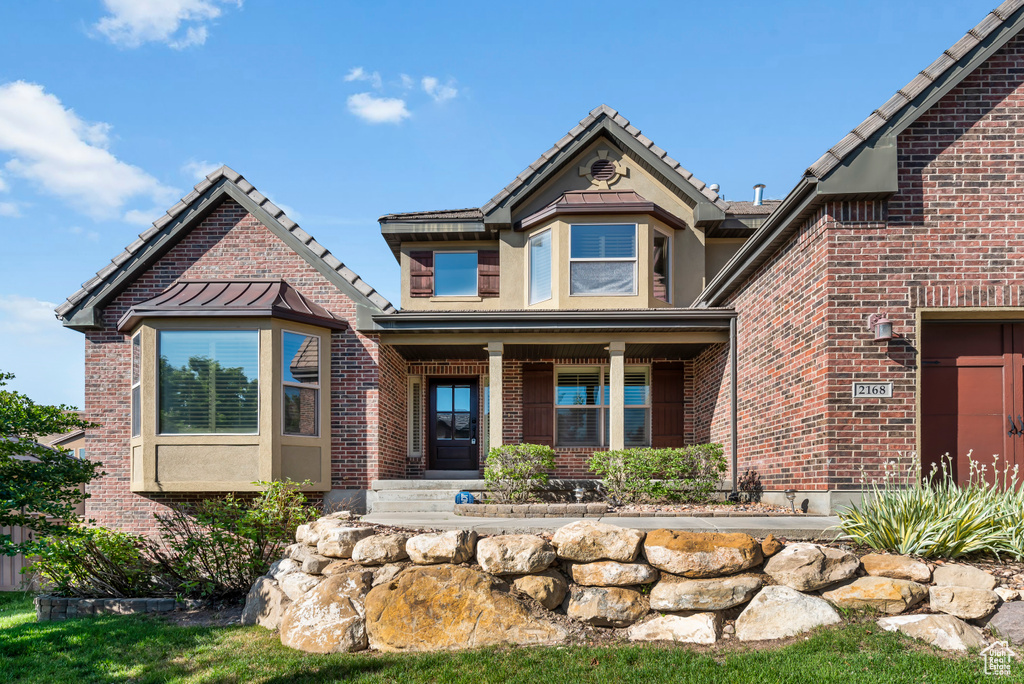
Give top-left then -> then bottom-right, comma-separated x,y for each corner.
428,378 -> 479,470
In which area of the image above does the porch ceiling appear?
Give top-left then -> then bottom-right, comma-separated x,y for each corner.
389,341 -> 719,361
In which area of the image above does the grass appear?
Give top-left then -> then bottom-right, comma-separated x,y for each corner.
0,592 -> 996,684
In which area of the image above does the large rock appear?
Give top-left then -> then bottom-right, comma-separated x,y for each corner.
268,557 -> 301,581
735,586 -> 842,641
279,571 -> 323,601
643,530 -> 762,578
372,563 -> 408,587
877,614 -> 986,652
650,574 -> 762,612
928,585 -> 1000,620
406,530 -> 477,565
552,521 -> 644,562
317,526 -> 376,559
567,586 -> 649,627
280,570 -> 374,653
241,577 -> 291,629
980,601 -> 1024,645
932,564 -> 998,591
365,564 -> 567,651
761,534 -> 783,557
628,613 -> 720,644
352,534 -> 410,566
476,535 -> 555,575
508,569 -> 568,610
763,543 -> 859,591
305,517 -> 351,546
568,561 -> 659,587
821,577 -> 927,615
860,554 -> 931,583
322,560 -> 360,577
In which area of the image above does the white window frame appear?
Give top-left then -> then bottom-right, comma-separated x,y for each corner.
568,223 -> 639,297
131,331 -> 142,438
433,250 -> 479,297
553,364 -> 650,447
281,329 -> 321,438
527,227 -> 553,305
652,227 -> 672,304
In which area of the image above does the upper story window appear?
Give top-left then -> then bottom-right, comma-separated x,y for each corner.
653,231 -> 671,302
282,331 -> 320,437
529,229 -> 552,304
409,250 -> 500,298
434,252 -> 478,296
569,224 -> 637,296
158,330 -> 260,435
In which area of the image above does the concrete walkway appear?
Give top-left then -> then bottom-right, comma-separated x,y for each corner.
362,511 -> 842,540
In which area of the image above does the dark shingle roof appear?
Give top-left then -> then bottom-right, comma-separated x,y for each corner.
378,208 -> 483,222
723,200 -> 782,216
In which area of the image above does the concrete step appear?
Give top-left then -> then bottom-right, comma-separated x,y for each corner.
374,489 -> 469,503
372,479 -> 487,491
371,500 -> 458,513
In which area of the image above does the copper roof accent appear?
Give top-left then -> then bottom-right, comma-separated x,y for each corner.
116,280 -> 347,333
516,190 -> 689,232
557,190 -> 646,205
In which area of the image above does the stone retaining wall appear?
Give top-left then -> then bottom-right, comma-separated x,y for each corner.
35,596 -> 206,622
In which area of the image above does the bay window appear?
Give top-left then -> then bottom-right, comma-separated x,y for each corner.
282,331 -> 320,436
653,231 -> 671,302
131,332 -> 141,438
555,365 -> 650,447
569,224 -> 637,296
529,229 -> 552,304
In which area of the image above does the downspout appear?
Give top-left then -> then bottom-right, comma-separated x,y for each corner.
730,317 -> 739,495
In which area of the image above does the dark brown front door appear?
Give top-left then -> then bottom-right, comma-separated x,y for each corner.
921,322 -> 1024,485
428,378 -> 479,470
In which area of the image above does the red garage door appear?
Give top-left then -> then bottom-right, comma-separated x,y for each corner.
921,322 -> 1024,485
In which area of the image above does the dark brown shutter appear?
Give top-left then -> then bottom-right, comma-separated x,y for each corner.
409,251 -> 433,297
478,250 -> 500,297
652,362 -> 686,447
522,363 -> 554,446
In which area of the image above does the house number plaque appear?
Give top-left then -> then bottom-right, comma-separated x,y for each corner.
852,382 -> 893,398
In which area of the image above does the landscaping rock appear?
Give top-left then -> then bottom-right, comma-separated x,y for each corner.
317,526 -> 376,559
406,530 -> 477,565
996,587 -> 1021,602
650,574 -> 762,612
322,560 -> 360,577
300,554 -> 333,575
763,543 -> 859,591
928,585 -> 1000,620
552,521 -> 644,562
508,569 -> 568,610
476,535 -> 555,575
568,560 -> 659,587
628,613 -> 720,644
979,601 -> 1024,645
932,564 -> 998,591
352,534 -> 410,566
735,586 -> 842,641
279,572 -> 323,601
821,577 -> 927,615
877,614 -> 986,652
268,557 -> 301,581
372,563 -> 409,587
860,554 -> 931,583
642,529 -> 762,578
567,586 -> 649,627
280,570 -> 374,653
365,564 -> 567,651
295,524 -> 310,543
241,577 -> 291,630
761,534 -> 783,557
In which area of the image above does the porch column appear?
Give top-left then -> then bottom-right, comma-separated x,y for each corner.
609,341 -> 626,450
488,342 -> 504,449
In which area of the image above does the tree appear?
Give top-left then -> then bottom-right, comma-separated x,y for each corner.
0,371 -> 102,556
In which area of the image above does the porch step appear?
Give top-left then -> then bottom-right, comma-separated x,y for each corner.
371,500 -> 467,513
369,479 -> 487,514
371,479 -> 487,491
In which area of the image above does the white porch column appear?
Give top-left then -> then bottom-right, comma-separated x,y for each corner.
609,341 -> 626,450
488,342 -> 504,449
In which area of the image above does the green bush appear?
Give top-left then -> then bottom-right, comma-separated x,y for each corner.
33,525 -> 163,598
588,444 -> 726,504
838,453 -> 1024,560
484,443 -> 556,503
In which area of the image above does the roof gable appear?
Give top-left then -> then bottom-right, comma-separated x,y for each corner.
56,166 -> 394,329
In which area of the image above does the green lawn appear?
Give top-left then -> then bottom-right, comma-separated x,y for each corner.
0,592 -> 997,683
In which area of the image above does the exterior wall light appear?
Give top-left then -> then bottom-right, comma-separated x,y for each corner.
868,313 -> 895,342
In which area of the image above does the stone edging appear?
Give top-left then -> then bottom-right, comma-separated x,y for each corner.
35,596 -> 207,622
453,503 -> 805,518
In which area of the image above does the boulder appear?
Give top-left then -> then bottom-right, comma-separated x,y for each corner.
295,524 -> 311,543
306,516 -> 351,545
372,563 -> 408,587
932,564 -> 998,591
761,534 -> 783,557
365,564 -> 567,651
763,543 -> 859,591
735,586 -> 842,641
567,586 -> 649,627
280,570 -> 374,653
928,585 -> 1000,621
877,614 -> 986,651
860,554 -> 931,583
322,560 -> 361,577
241,577 -> 291,630
552,521 -> 644,562
301,554 -> 333,575
508,569 -> 568,610
268,557 -> 301,581
627,613 -> 720,644
643,529 -> 762,578
568,561 -> 659,587
979,601 -> 1024,645
352,534 -> 410,566
650,574 -> 762,612
279,572 -> 323,601
476,535 -> 555,575
406,530 -> 477,565
821,577 -> 927,615
316,526 -> 376,559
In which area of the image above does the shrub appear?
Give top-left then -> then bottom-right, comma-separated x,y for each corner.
33,525 -> 163,598
738,470 -> 763,503
484,444 -> 556,503
588,444 -> 726,504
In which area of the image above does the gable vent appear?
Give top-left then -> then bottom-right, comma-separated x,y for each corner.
590,159 -> 616,181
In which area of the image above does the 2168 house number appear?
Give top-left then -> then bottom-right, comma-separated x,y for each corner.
852,382 -> 893,398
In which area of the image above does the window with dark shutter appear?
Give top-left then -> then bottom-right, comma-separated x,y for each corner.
409,251 -> 434,297
478,249 -> 500,297
651,363 -> 686,447
522,363 -> 554,446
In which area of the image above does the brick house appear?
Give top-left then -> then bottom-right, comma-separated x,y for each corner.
57,1 -> 1024,523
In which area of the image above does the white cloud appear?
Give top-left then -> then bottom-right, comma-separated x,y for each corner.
69,226 -> 101,241
0,81 -> 175,219
344,67 -> 382,90
0,201 -> 20,217
422,76 -> 458,103
399,74 -> 414,90
347,93 -> 410,125
93,0 -> 241,49
0,295 -> 84,408
276,202 -> 301,221
0,172 -> 8,192
122,208 -> 165,225
181,159 -> 221,180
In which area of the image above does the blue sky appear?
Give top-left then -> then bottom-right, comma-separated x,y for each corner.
0,0 -> 998,407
